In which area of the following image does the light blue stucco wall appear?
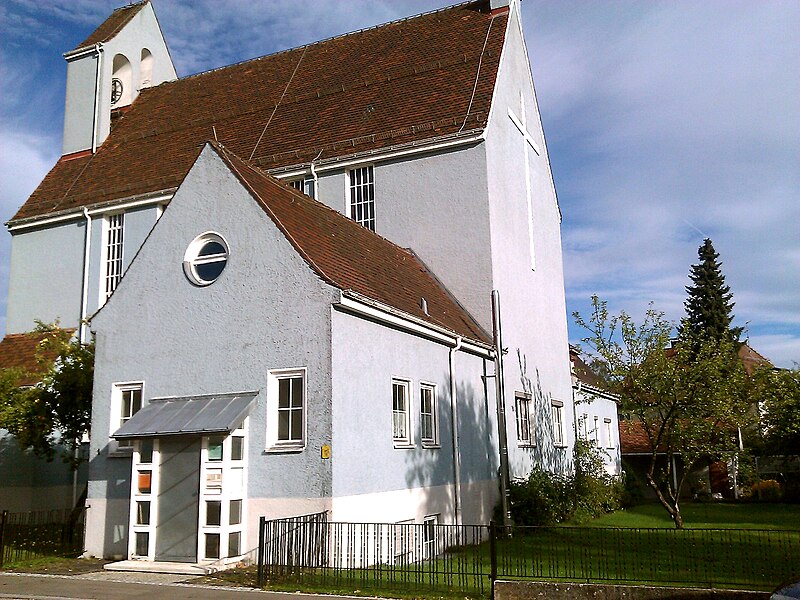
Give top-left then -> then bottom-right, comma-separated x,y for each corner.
86,146 -> 337,557
330,309 -> 497,523
6,220 -> 85,333
484,6 -> 575,477
312,143 -> 493,334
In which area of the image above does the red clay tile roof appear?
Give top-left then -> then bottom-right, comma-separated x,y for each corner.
13,0 -> 508,223
569,347 -> 608,389
213,143 -> 490,345
0,331 -> 74,386
72,1 -> 148,52
619,420 -> 657,455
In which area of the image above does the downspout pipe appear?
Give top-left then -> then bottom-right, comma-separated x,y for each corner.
449,336 -> 463,525
491,290 -> 512,527
79,207 -> 92,344
91,43 -> 103,154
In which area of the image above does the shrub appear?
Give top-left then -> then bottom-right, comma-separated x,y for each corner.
509,441 -> 623,525
748,479 -> 783,501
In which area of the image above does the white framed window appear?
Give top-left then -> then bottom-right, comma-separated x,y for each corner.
604,418 -> 614,448
423,515 -> 439,559
102,212 -> 124,301
551,400 -> 564,446
420,383 -> 438,447
183,231 -> 229,286
348,165 -> 375,231
593,416 -> 600,445
266,368 -> 306,451
392,379 -> 412,447
393,519 -> 414,565
289,177 -> 316,198
581,413 -> 589,441
112,382 -> 143,451
515,392 -> 533,446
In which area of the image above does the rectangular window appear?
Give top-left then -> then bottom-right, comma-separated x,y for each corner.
604,418 -> 614,448
231,436 -> 244,461
103,212 -> 124,300
420,384 -> 437,446
137,471 -> 152,494
206,501 -> 221,526
229,500 -> 242,525
205,533 -> 220,559
135,532 -> 149,557
515,392 -> 533,446
348,166 -> 375,231
392,379 -> 411,446
228,531 -> 241,557
267,369 -> 306,451
114,383 -> 142,449
593,416 -> 600,445
136,501 -> 150,525
139,439 -> 153,463
289,177 -> 316,198
394,520 -> 413,565
551,400 -> 564,446
423,515 -> 438,559
207,436 -> 224,461
278,376 -> 304,443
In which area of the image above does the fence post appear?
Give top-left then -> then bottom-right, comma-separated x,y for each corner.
489,520 -> 497,600
256,516 -> 266,588
0,510 -> 7,568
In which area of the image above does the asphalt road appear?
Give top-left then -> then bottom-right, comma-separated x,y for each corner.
0,573 -> 356,600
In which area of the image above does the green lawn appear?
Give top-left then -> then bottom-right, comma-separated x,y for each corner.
209,503 -> 800,598
584,501 -> 800,530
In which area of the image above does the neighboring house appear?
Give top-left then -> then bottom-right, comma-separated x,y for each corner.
4,0 -> 577,565
0,331 -> 87,511
569,348 -> 621,477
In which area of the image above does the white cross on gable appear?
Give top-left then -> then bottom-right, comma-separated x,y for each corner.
507,107 -> 541,156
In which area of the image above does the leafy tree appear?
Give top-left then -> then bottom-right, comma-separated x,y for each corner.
575,296 -> 752,528
683,238 -> 743,343
752,365 -> 800,456
0,323 -> 94,469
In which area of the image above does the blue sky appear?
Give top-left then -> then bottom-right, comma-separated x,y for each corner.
1,0 -> 798,367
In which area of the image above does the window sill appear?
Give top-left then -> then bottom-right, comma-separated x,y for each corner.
421,443 -> 440,449
553,444 -> 568,449
108,446 -> 134,458
393,443 -> 416,450
264,444 -> 305,454
518,443 -> 536,448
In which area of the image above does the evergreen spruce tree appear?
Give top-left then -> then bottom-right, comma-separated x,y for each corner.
683,238 -> 743,343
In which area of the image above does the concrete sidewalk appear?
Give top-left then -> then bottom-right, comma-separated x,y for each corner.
0,572 -> 366,600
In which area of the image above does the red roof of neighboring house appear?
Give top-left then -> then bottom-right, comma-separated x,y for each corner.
72,1 -> 148,51
212,142 -> 490,345
13,1 -> 508,223
619,420 -> 655,455
0,331 -> 74,386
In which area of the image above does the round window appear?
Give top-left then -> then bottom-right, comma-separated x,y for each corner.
183,232 -> 229,286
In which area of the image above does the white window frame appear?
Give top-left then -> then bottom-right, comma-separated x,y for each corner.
110,381 -> 143,454
289,176 -> 316,199
593,416 -> 600,446
347,165 -> 375,231
515,392 -> 534,446
419,383 -> 438,448
128,437 -> 160,560
604,418 -> 614,448
101,212 -> 125,303
266,368 -> 307,452
422,514 -> 439,559
392,378 -> 413,448
551,400 -> 565,447
393,519 -> 414,565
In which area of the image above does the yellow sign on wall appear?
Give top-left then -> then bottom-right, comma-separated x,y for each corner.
321,444 -> 331,459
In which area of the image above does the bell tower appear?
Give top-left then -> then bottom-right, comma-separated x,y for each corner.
61,1 -> 176,156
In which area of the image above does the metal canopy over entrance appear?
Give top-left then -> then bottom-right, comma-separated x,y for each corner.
113,391 -> 258,439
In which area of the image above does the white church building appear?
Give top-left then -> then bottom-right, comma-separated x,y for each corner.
3,0 -> 579,564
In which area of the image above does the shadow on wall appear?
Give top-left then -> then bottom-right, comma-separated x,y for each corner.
403,367 -> 499,525
89,441 -> 135,558
515,350 -> 571,476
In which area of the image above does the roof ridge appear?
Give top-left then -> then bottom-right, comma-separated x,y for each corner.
167,1 -> 482,86
72,1 -> 149,52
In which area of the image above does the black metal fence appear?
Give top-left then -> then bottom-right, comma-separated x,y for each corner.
257,516 -> 800,596
257,513 -> 490,595
0,508 -> 86,567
